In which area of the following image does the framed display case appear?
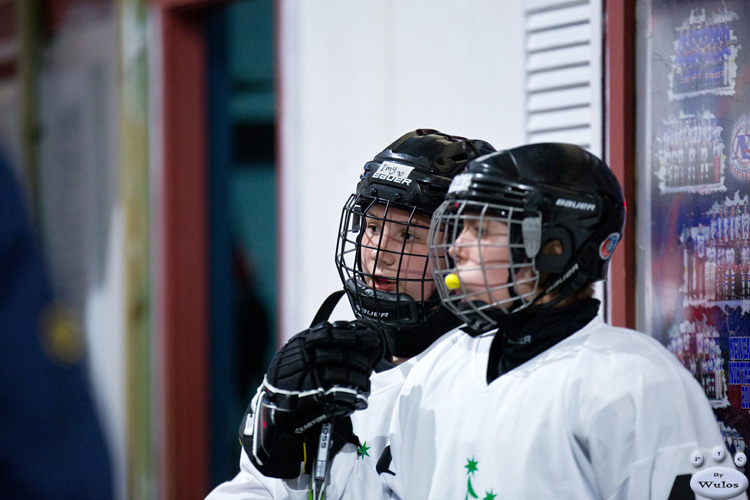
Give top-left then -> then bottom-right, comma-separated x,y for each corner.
636,0 -> 750,464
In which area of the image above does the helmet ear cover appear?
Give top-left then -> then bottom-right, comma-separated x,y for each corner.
534,226 -> 575,275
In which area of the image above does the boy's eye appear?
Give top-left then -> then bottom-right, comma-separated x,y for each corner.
468,221 -> 488,234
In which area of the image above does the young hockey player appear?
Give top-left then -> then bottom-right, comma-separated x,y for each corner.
205,129 -> 495,499
374,143 -> 744,500
317,143 -> 746,500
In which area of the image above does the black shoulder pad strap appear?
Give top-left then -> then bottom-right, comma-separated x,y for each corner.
310,290 -> 346,327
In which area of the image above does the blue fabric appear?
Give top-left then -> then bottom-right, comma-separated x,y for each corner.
0,152 -> 114,499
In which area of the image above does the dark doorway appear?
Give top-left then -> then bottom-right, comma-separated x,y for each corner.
207,0 -> 276,486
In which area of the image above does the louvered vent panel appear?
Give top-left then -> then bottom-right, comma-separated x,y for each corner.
526,0 -> 588,10
525,0 -> 602,155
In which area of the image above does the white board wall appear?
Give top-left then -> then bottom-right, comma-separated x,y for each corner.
278,0 -> 527,342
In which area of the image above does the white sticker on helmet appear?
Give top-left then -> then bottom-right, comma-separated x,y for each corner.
373,162 -> 414,185
448,173 -> 472,194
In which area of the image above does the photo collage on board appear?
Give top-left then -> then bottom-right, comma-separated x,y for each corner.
649,0 -> 750,465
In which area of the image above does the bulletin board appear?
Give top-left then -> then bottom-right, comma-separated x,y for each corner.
636,0 -> 750,464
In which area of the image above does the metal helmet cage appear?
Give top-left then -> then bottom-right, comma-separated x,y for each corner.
336,195 -> 437,330
429,199 -> 542,329
428,143 -> 626,331
335,129 -> 496,332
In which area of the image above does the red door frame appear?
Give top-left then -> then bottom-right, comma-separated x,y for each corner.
154,1 -> 222,497
604,0 -> 637,329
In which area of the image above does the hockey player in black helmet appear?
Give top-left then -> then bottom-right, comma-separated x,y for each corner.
336,128 -> 496,362
328,143 -> 739,500
430,142 -> 626,335
205,129 -> 495,499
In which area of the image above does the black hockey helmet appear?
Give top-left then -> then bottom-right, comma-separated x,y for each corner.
429,143 -> 625,330
335,129 -> 495,347
358,130 -> 494,217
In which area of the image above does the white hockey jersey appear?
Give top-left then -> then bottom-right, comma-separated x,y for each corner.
328,317 -> 747,500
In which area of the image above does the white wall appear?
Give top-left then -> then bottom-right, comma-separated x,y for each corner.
279,0 -> 527,342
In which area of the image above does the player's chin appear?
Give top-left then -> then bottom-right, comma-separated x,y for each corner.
452,282 -> 491,300
405,286 -> 436,302
455,291 -> 495,309
454,271 -> 495,288
394,280 -> 421,297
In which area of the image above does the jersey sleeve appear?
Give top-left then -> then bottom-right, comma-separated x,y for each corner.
204,449 -> 308,500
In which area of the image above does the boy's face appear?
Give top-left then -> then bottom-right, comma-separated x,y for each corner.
448,217 -> 534,306
359,204 -> 435,301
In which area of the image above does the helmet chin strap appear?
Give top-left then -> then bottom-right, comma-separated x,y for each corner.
345,279 -> 450,357
526,261 -> 590,311
505,275 -> 527,314
345,278 -> 435,330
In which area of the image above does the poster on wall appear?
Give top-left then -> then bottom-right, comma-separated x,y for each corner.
636,0 -> 750,473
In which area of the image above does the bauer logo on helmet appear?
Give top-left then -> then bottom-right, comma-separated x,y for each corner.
555,198 -> 596,212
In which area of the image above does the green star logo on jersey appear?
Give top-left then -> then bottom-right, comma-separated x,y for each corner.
463,457 -> 497,500
465,457 -> 479,499
357,441 -> 371,459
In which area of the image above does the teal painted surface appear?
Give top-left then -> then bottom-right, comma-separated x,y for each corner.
228,0 -> 275,123
228,0 -> 274,85
230,165 -> 277,336
207,0 -> 276,487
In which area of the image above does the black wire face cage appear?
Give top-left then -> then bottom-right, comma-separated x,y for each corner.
335,194 -> 440,331
428,199 -> 541,329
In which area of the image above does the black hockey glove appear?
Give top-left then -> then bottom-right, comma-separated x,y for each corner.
241,320 -> 384,478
